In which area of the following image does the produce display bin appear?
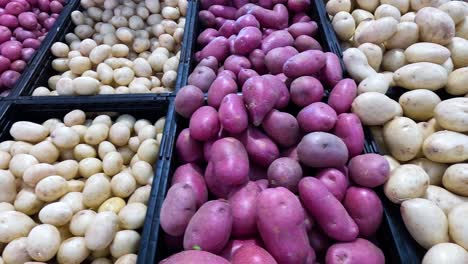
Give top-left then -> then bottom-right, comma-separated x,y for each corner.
5,0 -> 81,99
0,97 -> 174,264
11,1 -> 197,99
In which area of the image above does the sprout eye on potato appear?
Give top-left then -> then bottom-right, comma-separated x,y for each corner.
0,109 -> 164,262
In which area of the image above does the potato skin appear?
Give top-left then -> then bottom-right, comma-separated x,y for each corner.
352,92 -> 402,126
423,185 -> 465,214
231,244 -> 278,264
210,137 -> 249,187
401,198 -> 449,249
160,183 -> 197,236
267,157 -> 303,193
239,127 -> 279,168
297,102 -> 338,133
297,132 -> 349,168
265,46 -> 298,74
316,168 -> 348,201
160,250 -> 230,264
344,187 -> 383,238
384,164 -> 429,204
423,131 -> 468,163
262,110 -> 300,148
398,89 -> 441,121
383,117 -> 423,161
172,163 -> 208,207
393,62 -> 448,90
448,203 -> 468,251
175,85 -> 205,118
415,7 -> 455,45
442,164 -> 468,197
349,154 -> 390,188
257,187 -> 315,264
422,243 -> 468,264
328,78 -> 357,114
434,98 -> 468,132
188,66 -> 216,92
334,113 -> 364,158
325,238 -> 385,264
283,50 -> 326,78
175,128 -> 203,163
183,200 -> 232,254
227,182 -> 261,237
290,76 -> 324,108
299,177 -> 358,242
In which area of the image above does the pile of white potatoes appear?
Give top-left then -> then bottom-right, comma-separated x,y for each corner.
326,0 -> 468,262
0,109 -> 165,264
32,0 -> 187,96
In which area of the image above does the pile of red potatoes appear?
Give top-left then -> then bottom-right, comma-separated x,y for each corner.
160,0 -> 391,263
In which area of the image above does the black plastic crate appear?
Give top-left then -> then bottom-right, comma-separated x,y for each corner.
0,97 -> 174,264
177,0 -> 343,93
4,0 -> 80,99
11,2 -> 196,99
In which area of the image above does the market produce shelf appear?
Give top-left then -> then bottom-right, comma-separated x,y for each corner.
6,0 -> 80,99
10,1 -> 197,98
0,97 -> 174,264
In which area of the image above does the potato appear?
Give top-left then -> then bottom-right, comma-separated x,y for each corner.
0,170 -> 16,203
0,202 -> 14,212
118,202 -> 147,230
102,151 -> 123,176
2,237 -> 32,264
446,67 -> 468,95
26,224 -> 61,261
332,11 -> 355,41
85,211 -> 119,251
160,250 -> 229,264
448,203 -> 468,250
358,43 -> 383,71
351,92 -> 402,125
354,17 -> 398,45
115,254 -> 137,264
10,142 -> 33,156
423,185 -> 465,214
69,210 -> 96,236
60,192 -> 85,214
297,132 -> 348,168
408,158 -> 447,186
57,237 -> 90,264
110,230 -> 140,258
14,188 -> 44,215
128,185 -> 151,204
64,110 -> 86,127
398,90 -> 441,121
343,48 -> 377,82
422,243 -> 468,264
54,160 -> 79,180
326,238 -> 384,264
381,0 -> 410,13
423,131 -> 468,163
51,127 -> 80,149
405,42 -> 450,64
98,197 -> 126,214
35,176 -> 68,202
74,144 -> 97,161
434,98 -> 468,132
82,173 -> 111,208
382,48 -> 407,72
442,164 -> 468,196
326,0 -> 352,15
447,37 -> 468,69
356,0 -> 379,12
110,171 -> 136,198
30,141 -> 60,163
401,198 -> 449,249
415,7 -> 455,45
10,122 -> 48,143
38,202 -> 73,227
348,154 -> 390,188
456,17 -> 468,39
109,123 -> 131,147
357,74 -> 390,94
384,165 -> 430,203
393,62 -> 448,90
297,102 -> 337,133
0,211 -> 35,243
375,4 -> 401,20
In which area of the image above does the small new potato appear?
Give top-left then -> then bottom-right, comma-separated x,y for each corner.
26,224 -> 61,261
398,89 -> 441,121
448,203 -> 468,250
35,176 -> 68,202
446,67 -> 468,95
38,202 -> 73,226
57,237 -> 90,264
69,210 -> 96,236
422,243 -> 468,264
332,12 -> 355,41
405,42 -> 450,64
85,211 -> 119,251
354,17 -> 398,45
384,165 -> 429,203
326,0 -> 352,16
118,202 -> 147,229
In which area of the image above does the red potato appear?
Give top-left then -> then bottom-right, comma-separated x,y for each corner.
200,0 -> 231,9
233,0 -> 250,8
207,75 -> 238,109
288,21 -> 318,38
196,36 -> 230,62
205,162 -> 235,198
160,250 -> 230,264
199,10 -> 216,28
211,137 -> 250,186
175,85 -> 205,118
267,157 -> 303,193
224,55 -> 252,75
328,78 -> 357,114
262,110 -> 300,147
189,106 -> 220,142
172,163 -> 208,207
197,28 -> 219,47
219,94 -> 249,134
261,30 -> 294,54
233,26 -> 262,55
316,168 -> 349,201
232,244 -> 278,264
236,4 -> 289,30
160,183 -> 197,236
257,187 -> 316,264
240,126 -> 280,167
265,46 -> 298,74
188,66 -> 217,92
297,132 -> 349,168
228,181 -> 261,237
294,35 -> 323,52
348,154 -> 390,188
308,228 -> 332,254
326,238 -> 385,264
344,187 -> 383,238
242,76 -> 279,126
183,200 -> 232,254
299,177 -> 359,241
297,102 -> 338,133
220,239 -> 262,260
234,14 -> 260,33
283,50 -> 326,78
263,74 -> 289,109
288,0 -> 311,12
321,52 -> 343,87
290,76 -> 324,107
176,128 -> 204,164
255,179 -> 269,190
208,5 -> 237,20
249,49 -> 267,74
334,113 -> 364,158
292,13 -> 312,23
218,69 -> 236,80
238,69 -> 259,86
198,56 -> 219,72
219,20 -> 236,38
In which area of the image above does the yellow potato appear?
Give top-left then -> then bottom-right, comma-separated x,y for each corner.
393,62 -> 448,90
398,89 -> 441,121
383,117 -> 423,161
423,131 -> 468,163
415,7 -> 455,45
98,197 -> 126,214
404,42 -> 451,64
352,92 -> 402,125
434,98 -> 468,132
384,165 -> 429,203
332,11 -> 356,41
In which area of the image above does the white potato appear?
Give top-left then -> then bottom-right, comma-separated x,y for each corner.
0,202 -> 14,212
64,110 -> 86,127
26,224 -> 61,261
103,151 -> 124,176
357,74 -> 389,94
10,141 -> 33,156
2,237 -> 32,264
423,185 -> 465,214
109,123 -> 131,147
110,230 -> 140,258
132,160 -> 153,185
446,67 -> 468,96
85,211 -> 119,251
393,62 -> 448,90
128,185 -> 151,204
82,173 -> 111,208
67,180 -> 85,192
38,202 -> 73,226
111,171 -> 136,198
35,176 -> 68,202
137,139 -> 159,164
434,98 -> 468,132
9,154 -> 39,178
422,243 -> 468,264
29,141 -> 60,163
54,160 -> 79,180
423,131 -> 468,163
85,123 -> 110,145
10,122 -> 48,143
98,141 -> 117,160
98,197 -> 126,214
69,210 -> 96,236
14,188 -> 44,215
23,163 -> 56,187
115,254 -> 137,264
351,92 -> 402,126
398,89 -> 441,121
73,144 -> 97,161
0,170 -> 16,203
0,211 -> 35,243
78,158 -> 103,178
57,237 -> 90,264
442,164 -> 468,196
59,192 -> 85,214
408,158 -> 447,186
51,127 -> 80,149
448,203 -> 468,250
118,202 -> 146,229
384,164 -> 430,203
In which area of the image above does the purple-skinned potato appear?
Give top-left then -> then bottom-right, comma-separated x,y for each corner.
176,128 -> 203,164
172,163 -> 208,207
